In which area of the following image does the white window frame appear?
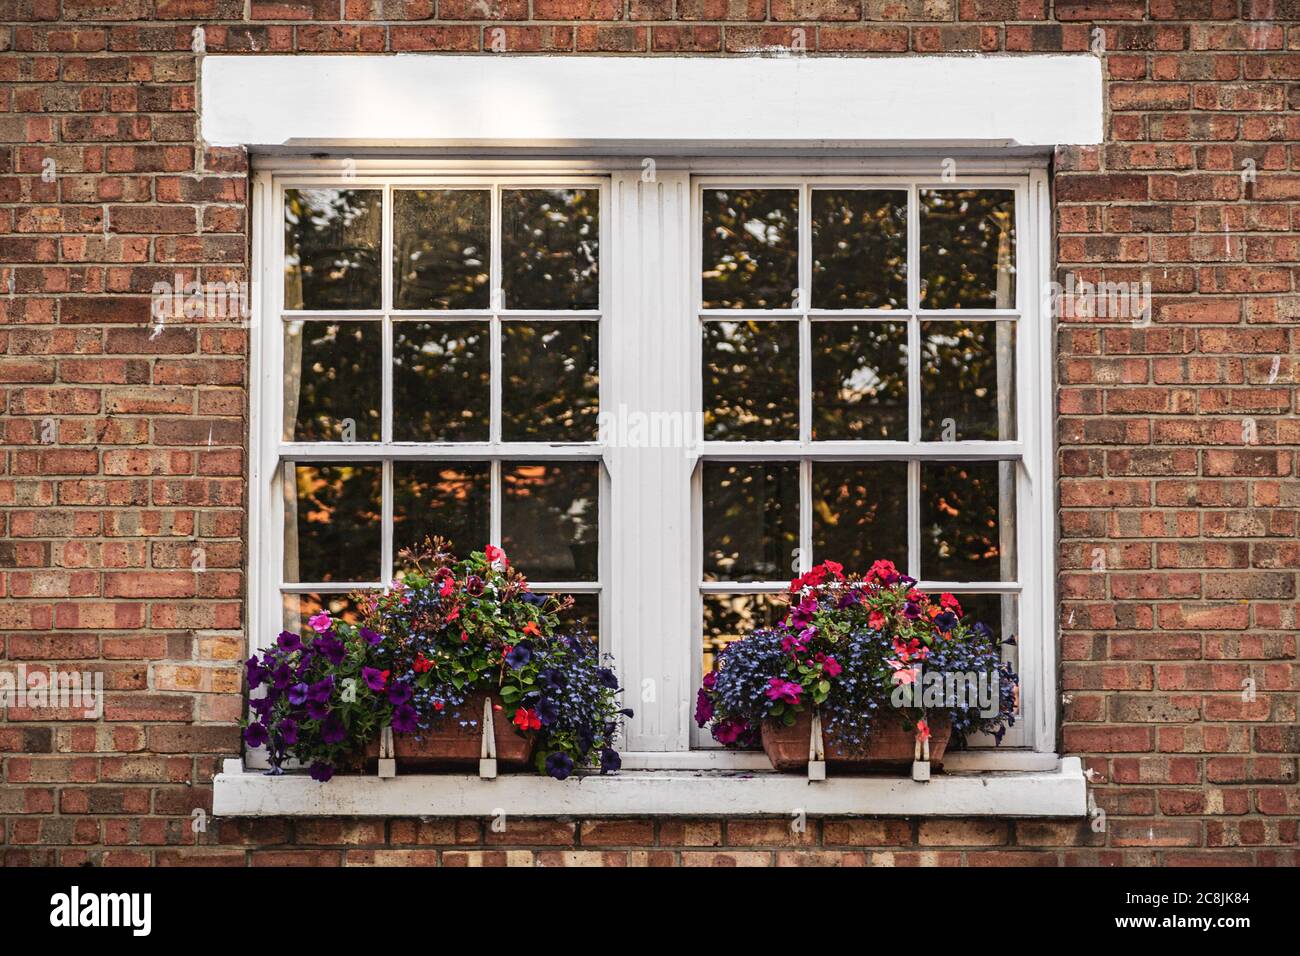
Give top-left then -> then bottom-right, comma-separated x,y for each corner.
247,156 -> 1057,775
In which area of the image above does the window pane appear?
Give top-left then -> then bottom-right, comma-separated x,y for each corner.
554,592 -> 599,642
702,592 -> 784,677
282,592 -> 362,638
811,189 -> 907,310
284,188 -> 381,310
282,321 -> 381,442
501,461 -> 599,582
919,188 -> 1016,310
921,320 -> 1016,441
811,461 -> 908,573
920,461 -> 1017,582
811,320 -> 908,440
284,462 -> 382,584
501,321 -> 599,441
701,188 -> 798,310
702,461 -> 799,582
502,189 -> 599,310
956,592 -> 1019,649
392,461 -> 490,560
702,320 -> 798,441
392,321 -> 490,442
392,189 -> 490,310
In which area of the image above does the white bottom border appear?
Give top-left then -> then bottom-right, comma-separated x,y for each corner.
213,757 -> 1087,818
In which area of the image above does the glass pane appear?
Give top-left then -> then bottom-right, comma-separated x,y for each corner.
811,462 -> 908,574
702,592 -> 785,677
392,189 -> 490,310
392,321 -> 490,442
955,592 -> 1019,650
701,188 -> 798,310
702,461 -> 799,582
392,461 -> 490,560
281,592 -> 362,638
284,462 -> 382,584
811,320 -> 908,440
501,322 -> 599,441
811,189 -> 907,310
921,320 -> 1016,441
920,461 -> 1017,583
702,320 -> 799,441
282,321 -> 381,442
502,188 -> 599,310
554,592 -> 599,643
284,188 -> 381,310
501,461 -> 599,582
919,188 -> 1016,310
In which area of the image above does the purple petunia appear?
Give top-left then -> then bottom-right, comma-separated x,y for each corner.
599,748 -> 621,774
359,627 -> 383,646
391,703 -> 418,734
245,656 -> 268,689
288,682 -> 309,706
277,717 -> 298,745
306,699 -> 330,721
694,687 -> 714,726
276,630 -> 303,652
545,751 -> 574,780
362,667 -> 387,692
309,762 -> 334,782
321,714 -> 346,745
536,697 -> 560,727
387,681 -> 413,706
505,642 -> 533,670
243,722 -> 269,748
307,676 -> 334,702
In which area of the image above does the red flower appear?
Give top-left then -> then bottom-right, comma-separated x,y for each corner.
522,621 -> 541,637
485,544 -> 508,568
939,592 -> 963,617
822,560 -> 844,580
412,654 -> 432,674
916,719 -> 931,742
513,708 -> 541,731
446,606 -> 460,623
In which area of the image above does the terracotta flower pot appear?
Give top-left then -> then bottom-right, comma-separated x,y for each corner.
760,710 -> 952,773
365,691 -> 536,771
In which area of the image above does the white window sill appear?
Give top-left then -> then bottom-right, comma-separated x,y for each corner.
212,756 -> 1087,819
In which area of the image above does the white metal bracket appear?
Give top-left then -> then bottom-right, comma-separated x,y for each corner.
912,729 -> 931,783
479,697 -> 498,779
377,724 -> 396,779
808,711 -> 826,781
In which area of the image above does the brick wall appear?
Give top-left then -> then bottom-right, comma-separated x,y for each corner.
1,2 -> 1297,866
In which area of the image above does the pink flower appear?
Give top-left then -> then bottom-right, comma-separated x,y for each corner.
702,670 -> 717,690
765,677 -> 803,705
307,612 -> 332,633
868,610 -> 887,632
916,719 -> 931,742
485,544 -> 508,569
823,657 -> 842,677
712,719 -> 750,745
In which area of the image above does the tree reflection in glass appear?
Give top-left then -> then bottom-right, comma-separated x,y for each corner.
920,460 -> 1016,582
501,322 -> 599,441
392,321 -> 490,442
811,189 -> 907,310
284,188 -> 381,310
283,321 -> 381,442
812,462 -> 908,572
501,462 -> 599,581
284,462 -> 382,584
392,461 -> 490,560
701,189 -> 798,309
702,461 -> 799,582
811,320 -> 908,440
921,320 -> 1016,441
392,189 -> 490,310
703,320 -> 798,440
502,189 -> 599,310
919,189 -> 1016,310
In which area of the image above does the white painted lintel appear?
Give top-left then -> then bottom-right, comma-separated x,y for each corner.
201,55 -> 1104,152
213,757 -> 1088,818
